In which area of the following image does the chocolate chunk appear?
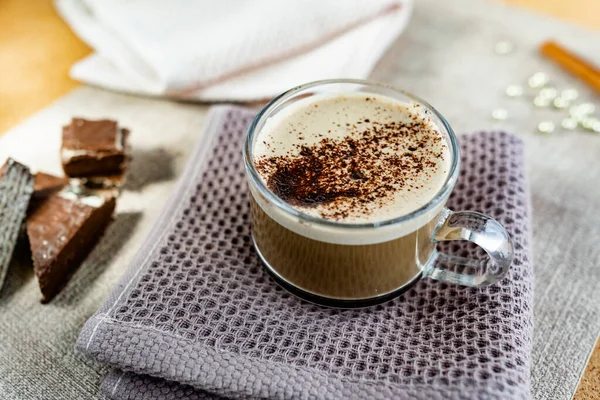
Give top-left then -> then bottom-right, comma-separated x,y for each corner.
26,187 -> 116,303
0,159 -> 34,292
33,172 -> 68,200
61,118 -> 130,177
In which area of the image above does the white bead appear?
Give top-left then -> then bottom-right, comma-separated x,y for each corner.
539,87 -> 557,100
506,85 -> 524,97
533,96 -> 550,108
528,72 -> 549,88
492,109 -> 508,120
561,118 -> 578,130
582,117 -> 599,130
569,106 -> 582,118
495,41 -> 514,55
553,97 -> 570,109
560,89 -> 579,101
537,121 -> 555,133
569,103 -> 596,119
578,103 -> 596,115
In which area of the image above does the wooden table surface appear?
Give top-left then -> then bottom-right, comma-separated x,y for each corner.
0,0 -> 598,398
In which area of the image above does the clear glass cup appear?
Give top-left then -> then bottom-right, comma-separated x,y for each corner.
243,79 -> 513,308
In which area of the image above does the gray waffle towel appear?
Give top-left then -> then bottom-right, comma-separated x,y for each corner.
77,106 -> 533,400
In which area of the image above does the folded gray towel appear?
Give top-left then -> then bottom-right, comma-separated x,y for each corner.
77,106 -> 533,400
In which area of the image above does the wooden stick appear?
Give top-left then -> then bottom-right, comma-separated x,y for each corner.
540,40 -> 600,94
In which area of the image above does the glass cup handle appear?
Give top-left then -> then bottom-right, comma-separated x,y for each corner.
424,208 -> 514,287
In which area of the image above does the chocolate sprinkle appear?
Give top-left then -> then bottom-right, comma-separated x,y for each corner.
256,117 -> 446,221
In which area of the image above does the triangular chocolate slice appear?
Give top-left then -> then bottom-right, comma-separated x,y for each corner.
26,187 -> 116,303
0,159 -> 34,292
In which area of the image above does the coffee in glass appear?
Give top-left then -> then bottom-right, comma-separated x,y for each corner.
244,79 -> 513,307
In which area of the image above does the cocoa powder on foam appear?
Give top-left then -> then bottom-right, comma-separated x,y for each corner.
255,98 -> 447,221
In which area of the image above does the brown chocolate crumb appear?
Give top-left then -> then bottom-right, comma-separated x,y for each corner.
256,114 -> 446,221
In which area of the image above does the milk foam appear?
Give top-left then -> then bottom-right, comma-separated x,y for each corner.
254,93 -> 451,224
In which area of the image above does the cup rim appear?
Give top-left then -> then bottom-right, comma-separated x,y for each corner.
243,78 -> 460,230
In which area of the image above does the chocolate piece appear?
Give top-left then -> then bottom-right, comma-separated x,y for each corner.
61,118 -> 130,177
26,187 -> 116,303
0,159 -> 34,292
33,172 -> 68,200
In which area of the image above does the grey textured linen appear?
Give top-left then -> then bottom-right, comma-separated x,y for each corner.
77,106 -> 533,400
0,0 -> 599,399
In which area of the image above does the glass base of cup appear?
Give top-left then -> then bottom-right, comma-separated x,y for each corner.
253,235 -> 423,309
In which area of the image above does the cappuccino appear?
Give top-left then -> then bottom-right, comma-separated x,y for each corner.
248,91 -> 453,302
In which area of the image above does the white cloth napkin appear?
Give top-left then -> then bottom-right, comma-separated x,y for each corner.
55,0 -> 413,102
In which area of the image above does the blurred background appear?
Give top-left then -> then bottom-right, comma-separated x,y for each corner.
0,0 -> 598,133
0,1 -> 598,399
